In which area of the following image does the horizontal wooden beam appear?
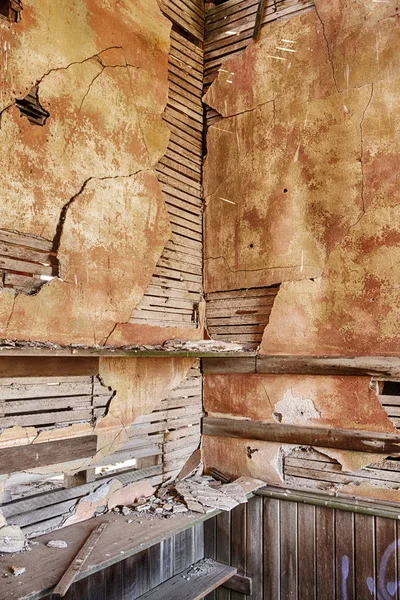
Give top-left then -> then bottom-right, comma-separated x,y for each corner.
202,356 -> 400,378
0,357 -> 99,378
0,435 -> 98,475
203,417 -> 400,454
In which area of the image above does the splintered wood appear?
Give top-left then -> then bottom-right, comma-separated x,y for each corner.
206,287 -> 280,349
131,29 -> 204,330
0,229 -> 57,295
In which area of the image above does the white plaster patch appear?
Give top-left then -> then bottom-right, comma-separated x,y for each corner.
274,389 -> 320,424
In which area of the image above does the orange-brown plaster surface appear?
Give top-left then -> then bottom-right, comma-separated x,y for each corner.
0,0 -> 175,346
204,2 -> 400,355
203,373 -> 396,481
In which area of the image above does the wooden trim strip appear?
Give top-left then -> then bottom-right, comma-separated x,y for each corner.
256,485 -> 400,520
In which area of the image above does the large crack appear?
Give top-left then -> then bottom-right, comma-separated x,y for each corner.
360,83 -> 374,212
204,253 -> 322,276
314,3 -> 339,93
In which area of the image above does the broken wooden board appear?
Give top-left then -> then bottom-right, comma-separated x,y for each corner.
136,559 -> 236,600
0,436 -> 97,476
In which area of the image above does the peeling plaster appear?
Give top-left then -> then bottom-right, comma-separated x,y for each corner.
0,0 -> 173,346
0,357 -> 195,482
203,374 -> 398,481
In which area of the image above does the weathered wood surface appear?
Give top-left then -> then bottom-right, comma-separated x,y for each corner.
0,435 -> 97,476
203,417 -> 400,454
206,287 -> 279,350
0,357 -> 99,378
202,356 -> 400,378
0,511 -> 220,600
136,560 -> 236,600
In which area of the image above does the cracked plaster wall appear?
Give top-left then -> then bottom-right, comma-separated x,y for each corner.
203,0 -> 400,356
203,373 -> 398,484
0,0 -> 174,346
0,356 -> 194,487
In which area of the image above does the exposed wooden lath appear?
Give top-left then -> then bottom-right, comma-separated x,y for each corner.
131,28 -> 204,329
0,229 -> 58,295
158,0 -> 204,41
204,0 -> 315,124
206,286 -> 280,349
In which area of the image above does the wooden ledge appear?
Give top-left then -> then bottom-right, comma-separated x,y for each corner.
0,510 -> 222,600
203,355 -> 400,378
136,559 -> 237,600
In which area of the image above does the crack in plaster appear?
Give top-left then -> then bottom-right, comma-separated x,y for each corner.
204,253 -> 322,276
314,3 -> 340,93
360,83 -> 374,212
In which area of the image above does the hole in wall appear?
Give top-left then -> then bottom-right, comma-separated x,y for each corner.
16,85 -> 50,126
0,0 -> 22,22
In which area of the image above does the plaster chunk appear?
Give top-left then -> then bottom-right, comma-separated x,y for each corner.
0,525 -> 26,553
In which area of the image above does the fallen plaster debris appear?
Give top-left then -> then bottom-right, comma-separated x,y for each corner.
46,540 -> 68,549
10,566 -> 26,577
0,526 -> 27,554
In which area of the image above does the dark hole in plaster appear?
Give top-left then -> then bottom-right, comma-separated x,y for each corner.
16,85 -> 50,126
0,0 -> 22,22
246,446 -> 259,459
273,412 -> 283,422
249,243 -> 254,248
283,188 -> 288,193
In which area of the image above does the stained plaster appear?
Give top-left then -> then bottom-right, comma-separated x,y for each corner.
203,1 -> 400,356
0,0 -> 179,346
202,373 -> 398,481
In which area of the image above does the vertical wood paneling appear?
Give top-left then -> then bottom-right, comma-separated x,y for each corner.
375,517 -> 398,600
246,495 -> 263,600
264,497 -> 280,600
316,506 -> 336,600
216,511 -> 232,600
280,500 -> 298,600
204,515 -> 218,600
354,513 -> 376,600
231,502 -> 247,600
297,503 -> 316,600
335,510 -> 355,600
104,559 -> 123,600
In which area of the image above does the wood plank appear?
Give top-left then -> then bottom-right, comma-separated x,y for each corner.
137,560 -> 236,600
280,500 -> 298,600
216,511 -> 231,600
0,435 -> 97,475
263,497 -> 280,600
315,506 -> 335,600
0,357 -> 99,378
246,496 -> 263,599
230,503 -> 247,600
354,513 -> 376,600
298,503 -> 316,600
204,417 -> 400,454
335,510 -> 355,600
